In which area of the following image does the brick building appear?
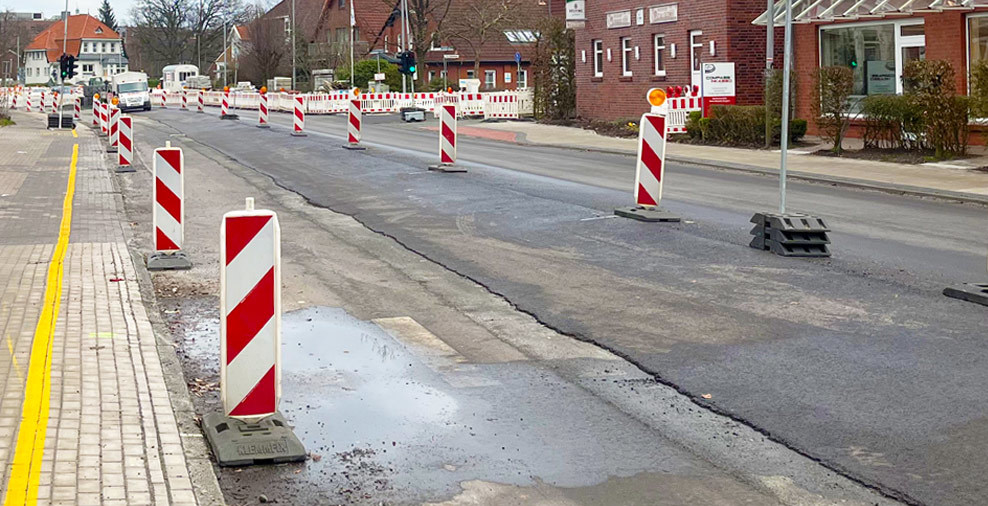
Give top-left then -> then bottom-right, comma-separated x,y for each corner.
573,1 -> 782,121
780,1 -> 988,141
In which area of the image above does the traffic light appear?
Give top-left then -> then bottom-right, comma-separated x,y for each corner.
58,54 -> 69,79
398,51 -> 416,76
66,55 -> 76,79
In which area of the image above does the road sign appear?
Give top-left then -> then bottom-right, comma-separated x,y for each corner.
515,52 -> 522,64
374,72 -> 386,81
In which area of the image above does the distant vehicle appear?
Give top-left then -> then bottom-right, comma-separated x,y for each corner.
186,75 -> 211,90
234,81 -> 254,92
161,64 -> 200,92
111,71 -> 151,112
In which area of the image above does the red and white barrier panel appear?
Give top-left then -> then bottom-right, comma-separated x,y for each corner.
258,92 -> 269,128
291,95 -> 306,137
613,95 -> 679,222
197,90 -> 205,113
182,90 -> 189,110
25,92 -> 32,113
220,198 -> 281,419
91,97 -> 99,126
667,96 -> 703,134
343,99 -> 363,149
484,94 -> 519,119
428,104 -> 465,173
107,106 -> 120,152
73,96 -> 81,122
100,101 -> 109,135
222,90 -> 230,116
147,143 -> 193,270
117,116 -> 135,172
161,90 -> 168,108
635,113 -> 666,207
41,91 -> 47,114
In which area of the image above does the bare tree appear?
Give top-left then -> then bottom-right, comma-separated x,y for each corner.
0,10 -> 31,83
240,6 -> 288,86
442,0 -> 528,75
130,0 -> 247,76
400,0 -> 453,86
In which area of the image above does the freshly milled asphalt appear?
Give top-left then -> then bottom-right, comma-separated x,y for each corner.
147,106 -> 987,505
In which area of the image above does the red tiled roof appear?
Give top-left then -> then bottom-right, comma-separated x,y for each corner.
25,14 -> 120,61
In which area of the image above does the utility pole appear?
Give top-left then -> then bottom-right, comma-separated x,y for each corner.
778,0 -> 792,214
291,0 -> 296,90
400,0 -> 408,93
58,4 -> 67,128
223,22 -> 228,88
764,0 -> 774,148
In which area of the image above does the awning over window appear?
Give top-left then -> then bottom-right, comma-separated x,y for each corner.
753,0 -> 988,25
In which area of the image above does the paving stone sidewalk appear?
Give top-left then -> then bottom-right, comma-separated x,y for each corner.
0,113 -> 218,505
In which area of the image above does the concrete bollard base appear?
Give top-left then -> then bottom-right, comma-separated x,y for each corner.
614,206 -> 681,222
147,251 -> 193,271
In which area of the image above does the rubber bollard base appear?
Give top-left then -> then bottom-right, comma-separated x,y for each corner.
257,124 -> 270,129
220,114 -> 239,120
943,283 -> 988,307
147,251 -> 193,271
342,144 -> 366,150
429,164 -> 467,173
614,206 -> 681,222
115,165 -> 136,173
291,131 -> 308,137
106,146 -> 118,153
202,411 -> 306,467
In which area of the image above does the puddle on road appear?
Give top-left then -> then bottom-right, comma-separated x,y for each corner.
180,305 -> 732,504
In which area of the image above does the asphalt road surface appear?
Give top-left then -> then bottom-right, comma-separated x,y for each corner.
142,106 -> 987,505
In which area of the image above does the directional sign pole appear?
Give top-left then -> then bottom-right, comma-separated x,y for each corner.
778,0 -> 793,214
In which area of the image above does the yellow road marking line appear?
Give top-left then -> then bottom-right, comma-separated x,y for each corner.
71,129 -> 77,138
5,334 -> 23,383
3,143 -> 78,506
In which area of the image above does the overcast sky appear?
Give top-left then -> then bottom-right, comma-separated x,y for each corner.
1,0 -> 138,25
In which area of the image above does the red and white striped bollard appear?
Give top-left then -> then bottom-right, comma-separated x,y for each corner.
107,106 -> 120,152
257,92 -> 269,129
428,103 -> 464,172
342,99 -> 364,149
614,88 -> 680,222
116,116 -> 135,173
147,142 -> 193,270
291,95 -> 305,137
73,96 -> 81,123
182,90 -> 188,110
197,90 -> 204,113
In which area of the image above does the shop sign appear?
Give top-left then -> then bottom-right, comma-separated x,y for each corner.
649,3 -> 678,24
701,62 -> 736,116
606,10 -> 632,29
866,60 -> 896,95
566,0 -> 585,21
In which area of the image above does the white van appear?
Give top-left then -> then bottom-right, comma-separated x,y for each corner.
111,71 -> 151,112
162,64 -> 199,92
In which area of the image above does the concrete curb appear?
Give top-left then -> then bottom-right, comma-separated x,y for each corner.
494,129 -> 988,206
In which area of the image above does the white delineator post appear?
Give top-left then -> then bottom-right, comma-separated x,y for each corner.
342,99 -> 364,149
40,91 -> 46,114
220,198 -> 281,419
147,142 -> 193,270
258,92 -> 269,128
99,101 -> 109,136
220,89 -> 239,120
614,89 -> 680,223
291,95 -> 306,137
116,116 -> 135,173
91,97 -> 98,126
428,103 -> 465,172
197,90 -> 205,113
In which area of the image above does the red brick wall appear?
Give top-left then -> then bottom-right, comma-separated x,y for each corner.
424,61 -> 532,91
575,0 -> 781,121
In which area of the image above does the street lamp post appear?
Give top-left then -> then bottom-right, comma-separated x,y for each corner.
291,0 -> 296,91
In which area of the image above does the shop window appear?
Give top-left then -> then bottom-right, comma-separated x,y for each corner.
970,15 -> 988,74
485,70 -> 496,89
621,37 -> 633,77
593,39 -> 603,77
821,23 -> 897,97
654,35 -> 665,76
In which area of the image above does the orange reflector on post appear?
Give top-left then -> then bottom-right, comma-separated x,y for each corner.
647,88 -> 667,107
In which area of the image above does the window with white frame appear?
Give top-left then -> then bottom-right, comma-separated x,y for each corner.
621,37 -> 633,76
484,69 -> 496,89
654,34 -> 666,76
592,39 -> 603,77
820,20 -> 925,100
466,69 -> 475,79
518,69 -> 528,88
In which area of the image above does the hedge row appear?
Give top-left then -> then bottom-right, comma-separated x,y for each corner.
685,106 -> 806,147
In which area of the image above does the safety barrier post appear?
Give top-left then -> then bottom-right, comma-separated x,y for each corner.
116,116 -> 135,173
291,95 -> 306,137
182,90 -> 189,110
73,96 -> 81,123
197,90 -> 205,113
342,98 -> 365,150
257,88 -> 270,129
147,141 -> 193,270
201,197 -> 305,466
221,87 -> 239,120
107,105 -> 120,153
428,102 -> 465,173
615,89 -> 680,223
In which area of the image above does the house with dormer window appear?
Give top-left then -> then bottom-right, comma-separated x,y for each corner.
24,14 -> 128,85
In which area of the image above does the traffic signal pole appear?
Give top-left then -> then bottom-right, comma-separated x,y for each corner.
58,2 -> 68,129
